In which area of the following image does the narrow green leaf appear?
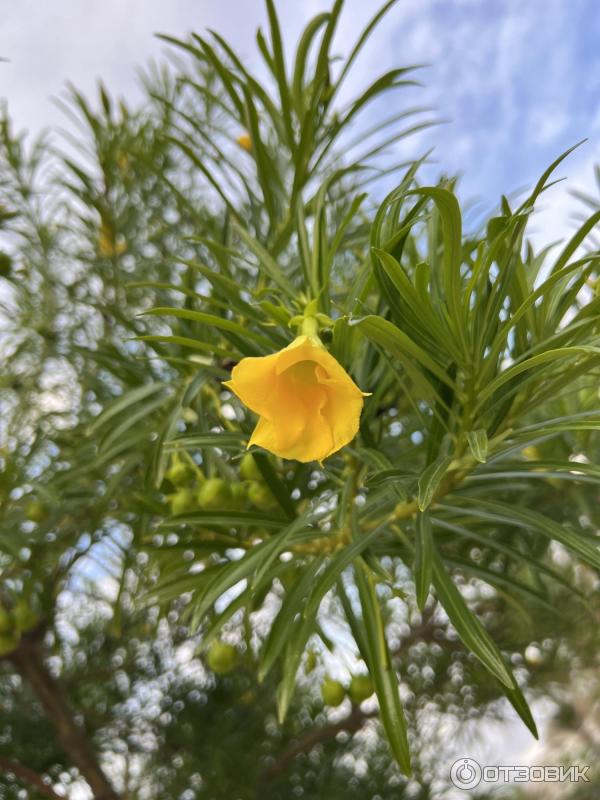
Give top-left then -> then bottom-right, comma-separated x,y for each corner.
431,550 -> 514,688
165,432 -> 247,450
252,513 -> 312,590
352,315 -> 455,388
276,521 -> 388,721
233,224 -> 296,296
354,560 -> 412,775
159,509 -> 286,530
476,346 -> 600,409
518,140 -> 586,212
414,511 -> 433,609
264,0 -> 294,145
140,306 -> 272,348
291,13 -> 330,112
418,455 -> 452,511
135,335 -> 237,360
466,430 -> 488,463
408,187 -> 464,339
88,382 -> 168,435
259,559 -> 323,681
450,497 -> 600,572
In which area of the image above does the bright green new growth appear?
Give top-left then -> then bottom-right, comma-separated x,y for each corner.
1,0 -> 599,791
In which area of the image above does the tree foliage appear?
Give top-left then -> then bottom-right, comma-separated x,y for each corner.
1,1 -> 599,798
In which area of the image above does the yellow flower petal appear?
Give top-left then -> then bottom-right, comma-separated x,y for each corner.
224,335 -> 367,463
222,353 -> 279,416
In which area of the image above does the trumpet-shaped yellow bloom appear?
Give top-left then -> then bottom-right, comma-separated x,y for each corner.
223,335 -> 367,463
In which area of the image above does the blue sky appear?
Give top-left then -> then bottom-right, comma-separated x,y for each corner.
1,0 -> 599,247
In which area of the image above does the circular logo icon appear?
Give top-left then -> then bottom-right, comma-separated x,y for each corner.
450,758 -> 482,790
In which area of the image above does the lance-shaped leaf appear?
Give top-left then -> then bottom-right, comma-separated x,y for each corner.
414,510 -> 433,609
354,559 -> 412,775
418,455 -> 452,511
466,429 -> 488,463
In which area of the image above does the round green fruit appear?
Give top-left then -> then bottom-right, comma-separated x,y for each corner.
197,478 -> 230,509
321,678 -> 346,707
168,489 -> 196,515
165,460 -> 192,487
25,500 -> 46,524
206,641 -> 239,674
229,482 -> 247,510
239,453 -> 262,481
349,674 -> 374,704
247,481 -> 277,510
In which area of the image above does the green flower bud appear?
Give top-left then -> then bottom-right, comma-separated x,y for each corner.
168,489 -> 196,515
206,641 -> 239,674
349,674 -> 374,704
247,480 -> 277,510
197,478 -> 231,509
321,678 -> 345,707
239,453 -> 262,481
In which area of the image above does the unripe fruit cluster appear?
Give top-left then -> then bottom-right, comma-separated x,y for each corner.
166,452 -> 277,515
321,674 -> 374,707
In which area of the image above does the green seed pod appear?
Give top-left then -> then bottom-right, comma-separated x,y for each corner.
239,453 -> 262,481
197,478 -> 231,509
168,489 -> 196,515
229,482 -> 247,510
247,480 -> 277,510
206,641 -> 239,674
321,678 -> 346,707
25,500 -> 46,524
349,674 -> 374,704
165,462 -> 190,487
0,631 -> 20,657
165,453 -> 194,487
0,606 -> 13,634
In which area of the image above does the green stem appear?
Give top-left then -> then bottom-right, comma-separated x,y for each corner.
301,316 -> 319,339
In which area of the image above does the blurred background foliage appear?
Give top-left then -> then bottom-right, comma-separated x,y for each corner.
1,1 -> 600,798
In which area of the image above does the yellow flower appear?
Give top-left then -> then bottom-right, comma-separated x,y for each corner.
236,132 -> 252,151
223,335 -> 368,463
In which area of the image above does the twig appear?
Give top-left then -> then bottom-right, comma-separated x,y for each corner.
262,705 -> 376,781
9,627 -> 121,800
